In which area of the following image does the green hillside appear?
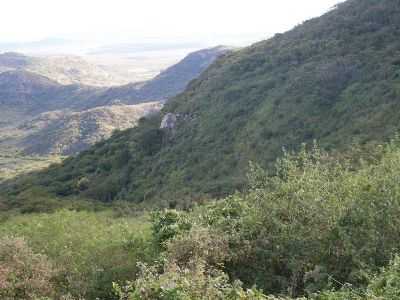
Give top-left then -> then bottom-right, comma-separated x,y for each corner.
6,0 -> 400,205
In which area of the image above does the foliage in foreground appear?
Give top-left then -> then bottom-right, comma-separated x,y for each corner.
3,140 -> 400,299
114,139 -> 400,299
0,236 -> 57,300
0,211 -> 154,300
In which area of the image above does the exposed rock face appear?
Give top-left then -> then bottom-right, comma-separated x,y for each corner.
160,113 -> 177,130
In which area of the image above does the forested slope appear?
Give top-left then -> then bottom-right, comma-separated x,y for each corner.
6,0 -> 400,205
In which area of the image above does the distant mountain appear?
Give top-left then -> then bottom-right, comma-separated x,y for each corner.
133,46 -> 234,100
0,38 -> 96,55
0,46 -> 231,115
88,41 -> 206,55
18,102 -> 162,155
20,0 -> 400,204
0,70 -> 61,108
84,46 -> 233,107
0,52 -> 30,69
0,70 -> 103,120
0,69 -> 60,94
0,46 -> 229,155
0,52 -> 127,86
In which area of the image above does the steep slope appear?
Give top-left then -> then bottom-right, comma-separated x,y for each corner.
18,102 -> 162,155
0,70 -> 64,121
0,52 -> 30,69
0,52 -> 127,86
0,70 -> 105,122
25,0 -> 400,204
128,46 -> 233,100
0,70 -> 61,106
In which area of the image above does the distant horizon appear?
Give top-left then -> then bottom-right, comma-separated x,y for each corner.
0,32 -> 268,46
0,33 -> 266,57
0,0 -> 344,55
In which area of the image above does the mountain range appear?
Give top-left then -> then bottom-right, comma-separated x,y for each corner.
0,46 -> 230,155
13,0 -> 400,205
0,52 -> 128,86
18,102 -> 162,155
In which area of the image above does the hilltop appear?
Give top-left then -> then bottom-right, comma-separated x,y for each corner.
19,102 -> 162,155
0,52 -> 127,86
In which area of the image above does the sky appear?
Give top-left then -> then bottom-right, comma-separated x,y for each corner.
0,0 -> 344,45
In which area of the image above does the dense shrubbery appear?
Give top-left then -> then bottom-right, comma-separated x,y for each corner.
0,211 -> 155,299
113,139 -> 400,300
114,262 -> 268,300
0,236 -> 57,300
114,222 -> 266,300
314,256 -> 400,299
3,140 -> 400,299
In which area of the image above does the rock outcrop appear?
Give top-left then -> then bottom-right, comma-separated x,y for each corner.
160,113 -> 177,130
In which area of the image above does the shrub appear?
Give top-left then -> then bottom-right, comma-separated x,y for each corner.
166,226 -> 230,269
151,210 -> 192,249
368,255 -> 400,299
0,236 -> 57,300
0,210 -> 154,300
114,260 -> 268,300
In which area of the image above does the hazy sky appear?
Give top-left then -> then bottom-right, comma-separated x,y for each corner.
1,0 -> 344,45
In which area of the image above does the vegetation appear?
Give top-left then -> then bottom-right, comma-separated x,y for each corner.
0,150 -> 62,182
2,140 -> 400,299
0,46 -> 227,160
111,139 -> 400,299
9,0 -> 400,205
3,1 -> 400,299
0,236 -> 57,299
0,210 -> 154,299
19,102 -> 162,156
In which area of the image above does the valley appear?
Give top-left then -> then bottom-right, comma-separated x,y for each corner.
0,46 -> 229,164
0,148 -> 61,182
2,0 -> 400,299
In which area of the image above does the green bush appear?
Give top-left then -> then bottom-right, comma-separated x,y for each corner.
114,260 -> 268,300
4,140 -> 400,299
165,226 -> 230,270
128,140 -> 400,299
151,209 -> 192,249
368,255 -> 400,299
0,210 -> 154,300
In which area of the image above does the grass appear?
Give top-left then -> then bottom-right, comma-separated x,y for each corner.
0,148 -> 62,182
